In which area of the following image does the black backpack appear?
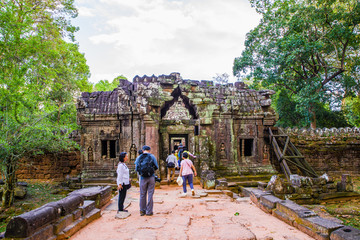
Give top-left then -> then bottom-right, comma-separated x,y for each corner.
137,153 -> 156,177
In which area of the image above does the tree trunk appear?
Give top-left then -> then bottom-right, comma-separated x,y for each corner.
2,164 -> 16,208
309,107 -> 317,129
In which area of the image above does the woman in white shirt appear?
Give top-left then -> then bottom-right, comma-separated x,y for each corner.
117,152 -> 130,212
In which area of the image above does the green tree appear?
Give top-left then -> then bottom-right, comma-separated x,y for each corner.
0,0 -> 91,207
233,0 -> 360,128
212,73 -> 229,85
343,96 -> 360,127
94,75 -> 127,92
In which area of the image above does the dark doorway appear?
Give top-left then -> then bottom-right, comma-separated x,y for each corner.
239,138 -> 254,157
169,134 -> 188,152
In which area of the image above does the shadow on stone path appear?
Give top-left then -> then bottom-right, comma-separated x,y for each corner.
71,185 -> 314,240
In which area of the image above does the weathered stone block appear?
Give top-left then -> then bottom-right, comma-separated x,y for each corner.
276,200 -> 317,221
259,195 -> 282,213
245,188 -> 271,206
44,194 -> 84,216
72,209 -> 82,221
79,200 -> 96,216
5,206 -> 59,238
23,224 -> 55,240
272,209 -> 294,226
330,226 -> 360,240
85,208 -> 101,223
294,221 -> 328,240
57,217 -> 87,240
296,216 -> 343,237
69,186 -> 112,208
53,214 -> 73,234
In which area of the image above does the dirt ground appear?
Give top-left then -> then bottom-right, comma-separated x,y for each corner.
71,185 -> 314,240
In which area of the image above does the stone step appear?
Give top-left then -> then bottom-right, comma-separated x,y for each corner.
82,177 -> 116,184
57,208 -> 101,240
226,175 -> 274,182
82,183 -> 117,188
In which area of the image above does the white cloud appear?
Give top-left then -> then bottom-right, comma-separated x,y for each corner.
77,6 -> 96,17
73,0 -> 261,83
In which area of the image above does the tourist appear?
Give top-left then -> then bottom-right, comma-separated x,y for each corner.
174,149 -> 179,169
177,143 -> 184,168
166,150 -> 178,184
116,152 -> 131,213
136,149 -> 143,183
179,152 -> 197,196
135,145 -> 159,216
183,147 -> 196,159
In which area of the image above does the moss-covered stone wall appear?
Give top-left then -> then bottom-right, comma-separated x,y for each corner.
283,127 -> 360,176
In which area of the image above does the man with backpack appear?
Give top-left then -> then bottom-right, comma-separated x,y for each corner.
166,150 -> 178,184
135,145 -> 159,216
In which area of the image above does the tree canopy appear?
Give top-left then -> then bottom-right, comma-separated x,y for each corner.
93,75 -> 127,92
233,0 -> 360,128
0,0 -> 91,207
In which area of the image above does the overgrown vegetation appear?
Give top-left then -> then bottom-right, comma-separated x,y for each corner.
306,176 -> 360,230
0,181 -> 67,233
0,0 -> 92,208
234,0 -> 360,128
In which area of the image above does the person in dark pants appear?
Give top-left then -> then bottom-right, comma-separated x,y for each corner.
117,152 -> 130,213
179,152 -> 197,197
135,145 -> 159,216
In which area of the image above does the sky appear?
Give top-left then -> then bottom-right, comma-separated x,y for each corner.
72,0 -> 261,84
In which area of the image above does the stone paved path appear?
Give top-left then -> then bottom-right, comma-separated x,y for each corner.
71,185 -> 314,240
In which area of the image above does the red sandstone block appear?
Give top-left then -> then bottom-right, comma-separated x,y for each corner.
272,209 -> 294,227
294,221 -> 328,240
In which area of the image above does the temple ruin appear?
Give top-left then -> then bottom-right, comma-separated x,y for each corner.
76,72 -> 278,180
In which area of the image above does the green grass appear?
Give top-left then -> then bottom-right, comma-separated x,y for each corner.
0,181 -> 66,233
306,176 -> 360,230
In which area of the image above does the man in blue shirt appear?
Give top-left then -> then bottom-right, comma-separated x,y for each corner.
135,145 -> 159,216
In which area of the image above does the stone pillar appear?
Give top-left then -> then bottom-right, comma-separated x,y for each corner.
143,115 -> 159,160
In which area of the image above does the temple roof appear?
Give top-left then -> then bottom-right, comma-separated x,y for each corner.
80,89 -> 119,115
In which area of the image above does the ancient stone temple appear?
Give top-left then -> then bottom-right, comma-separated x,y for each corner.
76,73 -> 277,179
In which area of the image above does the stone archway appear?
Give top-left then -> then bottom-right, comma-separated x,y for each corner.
160,86 -> 198,120
158,86 -> 199,177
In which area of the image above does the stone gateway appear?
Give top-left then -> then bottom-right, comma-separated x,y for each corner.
76,73 -> 277,180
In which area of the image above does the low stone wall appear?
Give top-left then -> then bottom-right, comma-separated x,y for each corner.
3,186 -> 111,240
281,127 -> 360,176
264,174 -> 359,204
16,151 -> 81,181
243,187 -> 360,240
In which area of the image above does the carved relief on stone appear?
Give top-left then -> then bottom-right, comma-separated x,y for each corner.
237,124 -> 255,136
219,142 -> 227,160
130,144 -> 137,162
77,98 -> 86,109
163,99 -> 191,120
88,146 -> 93,162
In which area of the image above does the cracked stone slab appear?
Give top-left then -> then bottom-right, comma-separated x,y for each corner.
214,223 -> 256,240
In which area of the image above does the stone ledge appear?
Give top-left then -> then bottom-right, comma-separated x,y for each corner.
330,226 -> 360,240
57,208 -> 100,240
4,187 -> 107,240
259,194 -> 282,213
245,188 -> 356,240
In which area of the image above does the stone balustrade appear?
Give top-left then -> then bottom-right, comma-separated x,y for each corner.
243,187 -> 360,240
4,186 -> 111,240
281,127 -> 360,138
